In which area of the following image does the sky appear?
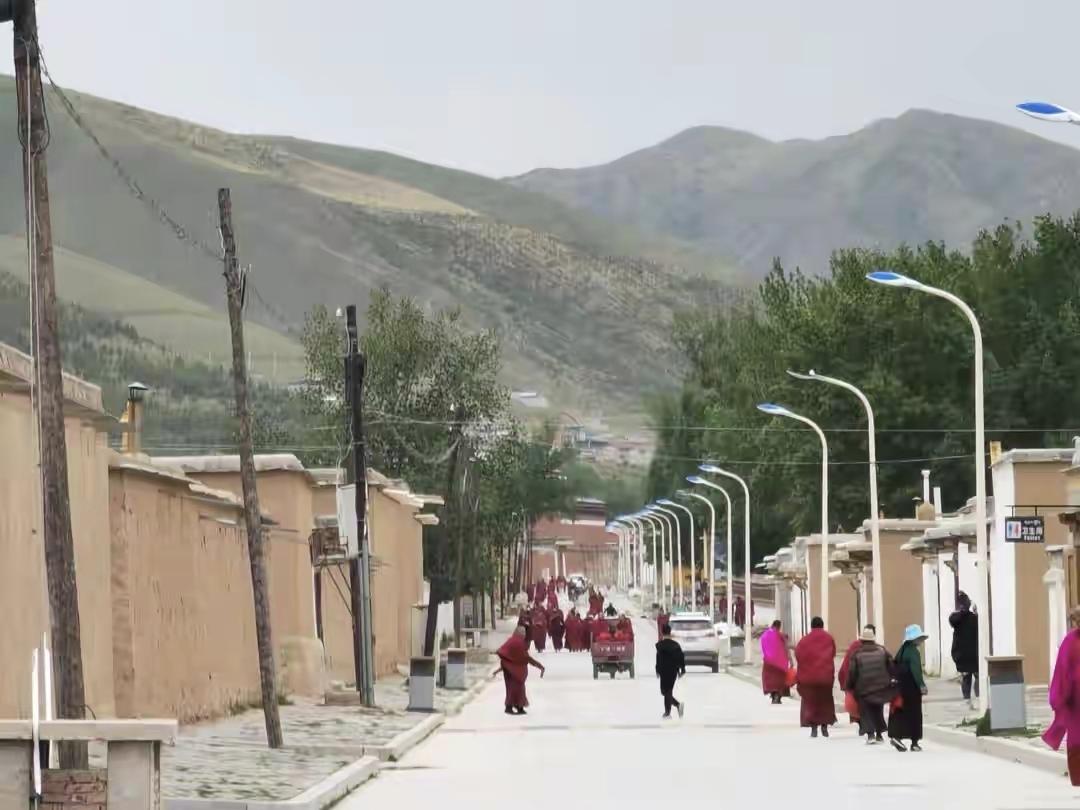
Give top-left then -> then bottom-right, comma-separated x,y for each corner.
6,0 -> 1080,177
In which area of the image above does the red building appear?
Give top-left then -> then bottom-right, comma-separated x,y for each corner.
529,498 -> 618,586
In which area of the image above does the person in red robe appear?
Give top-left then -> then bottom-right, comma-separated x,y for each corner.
547,589 -> 559,612
616,615 -> 634,640
656,609 -> 670,639
734,596 -> 746,628
548,607 -> 566,652
526,583 -> 536,604
557,575 -> 567,593
760,620 -> 791,703
536,579 -> 548,605
794,616 -> 838,737
517,607 -> 533,651
581,614 -> 593,649
837,629 -> 867,724
564,609 -> 580,651
497,627 -> 545,714
1044,607 -> 1080,784
531,605 -> 548,652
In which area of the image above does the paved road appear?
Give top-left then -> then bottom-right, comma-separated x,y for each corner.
342,617 -> 1075,809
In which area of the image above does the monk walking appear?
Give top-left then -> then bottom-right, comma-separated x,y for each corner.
1045,607 -> 1080,783
760,620 -> 791,704
794,616 -> 837,738
531,605 -> 548,652
549,607 -> 566,652
497,627 -> 545,715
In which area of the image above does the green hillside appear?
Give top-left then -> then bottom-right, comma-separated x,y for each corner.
0,76 -> 736,409
509,110 -> 1080,275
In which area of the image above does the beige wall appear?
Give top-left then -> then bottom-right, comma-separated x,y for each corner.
109,468 -> 260,721
1012,464 -> 1066,684
182,470 -> 317,643
0,392 -> 114,718
322,487 -> 424,682
806,545 -> 859,649
879,530 -> 925,651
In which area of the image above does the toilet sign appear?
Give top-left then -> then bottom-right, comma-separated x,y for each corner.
1004,516 -> 1045,543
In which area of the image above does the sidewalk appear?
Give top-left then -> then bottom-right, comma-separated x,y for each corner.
727,662 -> 1061,768
158,657 -> 497,804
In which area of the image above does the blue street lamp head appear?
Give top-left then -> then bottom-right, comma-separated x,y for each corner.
1016,101 -> 1080,123
657,498 -> 676,506
757,402 -> 792,417
866,269 -> 926,290
686,474 -> 708,485
698,464 -> 723,474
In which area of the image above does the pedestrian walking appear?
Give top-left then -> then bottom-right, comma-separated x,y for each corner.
837,626 -> 873,726
794,616 -> 837,738
497,627 -> 545,715
531,604 -> 548,652
761,620 -> 792,704
949,591 -> 979,706
1044,607 -> 1080,784
517,607 -> 533,651
549,606 -> 566,652
656,623 -> 686,719
846,625 -> 895,745
888,625 -> 928,752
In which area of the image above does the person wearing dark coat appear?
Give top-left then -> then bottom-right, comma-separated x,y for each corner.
847,626 -> 895,744
949,591 -> 979,703
655,623 -> 686,719
888,624 -> 928,752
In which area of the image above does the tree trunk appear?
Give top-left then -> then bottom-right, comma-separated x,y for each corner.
219,188 -> 283,749
14,4 -> 87,769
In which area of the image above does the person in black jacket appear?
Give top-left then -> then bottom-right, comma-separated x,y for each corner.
949,591 -> 979,704
656,623 -> 686,719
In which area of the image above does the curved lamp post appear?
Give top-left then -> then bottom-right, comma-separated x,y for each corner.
681,484 -> 729,626
640,513 -> 662,606
1016,101 -> 1080,125
648,510 -> 673,607
659,499 -> 696,612
757,403 -> 830,629
628,516 -> 647,591
787,369 -> 884,642
652,504 -> 684,607
868,268 -> 989,711
698,465 -> 753,663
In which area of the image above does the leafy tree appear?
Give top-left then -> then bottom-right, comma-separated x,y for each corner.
649,215 -> 1080,566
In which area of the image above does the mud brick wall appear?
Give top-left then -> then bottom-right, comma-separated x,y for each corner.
42,770 -> 107,810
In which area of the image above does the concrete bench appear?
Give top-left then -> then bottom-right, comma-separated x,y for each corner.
0,718 -> 176,810
461,628 -> 489,649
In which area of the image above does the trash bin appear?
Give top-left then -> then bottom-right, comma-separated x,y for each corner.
409,657 -> 436,712
446,648 -> 467,690
986,655 -> 1026,731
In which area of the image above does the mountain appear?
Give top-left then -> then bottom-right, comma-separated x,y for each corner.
0,77 -> 737,411
509,110 -> 1080,275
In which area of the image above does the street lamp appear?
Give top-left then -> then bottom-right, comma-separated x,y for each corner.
659,499 -> 696,612
1016,101 -> 1080,125
868,268 -> 989,711
640,513 -> 662,606
651,507 -> 678,607
609,521 -> 631,590
681,483 -> 729,626
627,516 -> 647,591
698,465 -> 754,663
787,368 -> 884,642
757,402 -> 831,628
645,508 -> 670,606
652,504 -> 684,608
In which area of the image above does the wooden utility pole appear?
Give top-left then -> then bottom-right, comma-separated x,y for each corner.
344,305 -> 375,706
12,0 -> 87,770
219,188 -> 283,749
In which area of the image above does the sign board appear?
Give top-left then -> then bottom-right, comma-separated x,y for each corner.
336,484 -> 359,558
1004,516 -> 1044,544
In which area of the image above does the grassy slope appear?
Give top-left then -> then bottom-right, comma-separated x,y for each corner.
0,77 -> 739,409
509,111 -> 1080,275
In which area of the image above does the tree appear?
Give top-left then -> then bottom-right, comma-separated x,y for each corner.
650,214 -> 1080,564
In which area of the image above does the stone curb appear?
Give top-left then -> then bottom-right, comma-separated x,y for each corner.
370,713 -> 446,761
443,663 -> 500,717
165,756 -> 380,810
725,667 -> 1066,776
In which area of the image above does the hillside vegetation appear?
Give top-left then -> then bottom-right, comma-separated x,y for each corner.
0,77 -> 735,410
510,110 -> 1080,275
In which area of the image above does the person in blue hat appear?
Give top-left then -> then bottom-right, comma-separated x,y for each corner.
888,624 -> 929,752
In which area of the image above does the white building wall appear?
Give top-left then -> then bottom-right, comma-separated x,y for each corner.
936,557 -> 959,679
990,462 -> 1017,656
922,561 -> 942,675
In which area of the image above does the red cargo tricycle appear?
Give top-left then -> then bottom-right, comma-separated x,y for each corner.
591,637 -> 635,679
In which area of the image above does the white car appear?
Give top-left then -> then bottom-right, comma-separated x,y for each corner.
668,613 -> 721,672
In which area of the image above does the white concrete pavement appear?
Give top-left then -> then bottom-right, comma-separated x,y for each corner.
341,615 -> 1077,809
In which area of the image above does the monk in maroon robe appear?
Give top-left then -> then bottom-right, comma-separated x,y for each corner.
564,609 -> 580,651
547,589 -> 559,611
497,627 -> 544,714
794,616 -> 837,737
581,615 -> 594,650
616,615 -> 634,640
656,611 -> 670,639
531,606 -> 548,651
548,607 -> 566,651
526,583 -> 536,604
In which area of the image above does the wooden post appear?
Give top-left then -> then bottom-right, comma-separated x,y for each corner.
13,0 -> 87,770
218,188 -> 283,749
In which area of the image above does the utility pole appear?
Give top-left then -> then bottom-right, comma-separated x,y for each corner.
11,0 -> 87,770
219,188 -> 283,749
344,305 -> 375,707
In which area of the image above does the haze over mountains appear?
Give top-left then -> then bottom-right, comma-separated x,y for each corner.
510,109 -> 1080,275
